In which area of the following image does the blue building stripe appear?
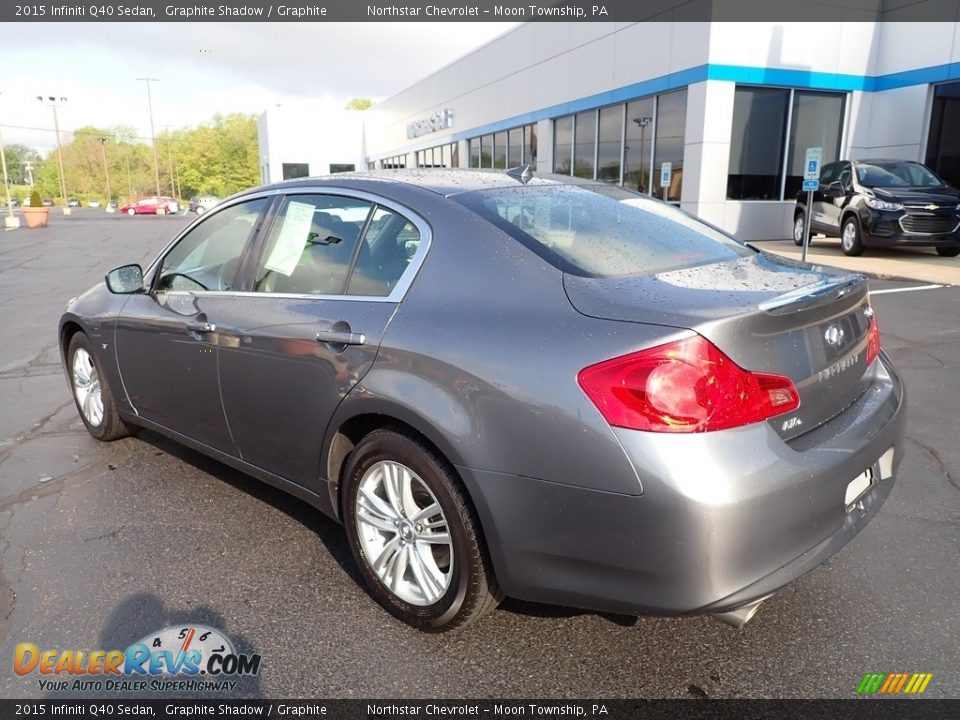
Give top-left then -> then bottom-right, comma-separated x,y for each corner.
393,59 -> 960,156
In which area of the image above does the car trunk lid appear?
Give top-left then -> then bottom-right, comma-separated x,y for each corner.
563,251 -> 876,440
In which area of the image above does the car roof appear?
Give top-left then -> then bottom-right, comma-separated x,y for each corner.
252,168 -> 604,198
855,159 -> 926,165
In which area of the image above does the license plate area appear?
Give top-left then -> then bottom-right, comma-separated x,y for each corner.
845,467 -> 874,511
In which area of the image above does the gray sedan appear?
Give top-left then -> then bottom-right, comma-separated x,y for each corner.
59,170 -> 905,631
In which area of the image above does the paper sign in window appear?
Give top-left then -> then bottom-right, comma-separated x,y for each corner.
264,201 -> 315,276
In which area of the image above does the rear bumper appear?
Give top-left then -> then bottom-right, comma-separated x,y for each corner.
459,353 -> 905,616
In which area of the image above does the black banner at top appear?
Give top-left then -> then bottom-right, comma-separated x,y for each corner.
4,0 -> 960,23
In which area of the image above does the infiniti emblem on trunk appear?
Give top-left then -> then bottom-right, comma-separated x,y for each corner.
825,325 -> 845,346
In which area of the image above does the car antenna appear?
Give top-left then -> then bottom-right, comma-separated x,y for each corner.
506,164 -> 534,185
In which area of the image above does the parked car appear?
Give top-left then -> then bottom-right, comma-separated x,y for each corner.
795,159 -> 960,257
42,197 -> 53,207
67,198 -> 81,208
119,197 -> 179,216
4,198 -> 18,208
189,195 -> 221,215
88,199 -> 101,208
60,170 -> 905,631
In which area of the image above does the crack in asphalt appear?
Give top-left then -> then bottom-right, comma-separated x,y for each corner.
0,399 -> 74,467
907,435 -> 959,491
0,340 -> 62,378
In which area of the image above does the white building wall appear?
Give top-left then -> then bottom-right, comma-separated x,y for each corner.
258,105 -> 365,184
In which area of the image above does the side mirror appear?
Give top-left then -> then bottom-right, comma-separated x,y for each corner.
105,264 -> 144,294
824,181 -> 844,199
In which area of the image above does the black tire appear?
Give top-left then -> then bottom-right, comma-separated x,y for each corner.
935,247 -> 960,258
67,332 -> 133,441
840,215 -> 865,256
793,211 -> 809,247
342,429 -> 502,632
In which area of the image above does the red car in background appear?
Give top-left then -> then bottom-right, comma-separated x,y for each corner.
119,197 -> 180,216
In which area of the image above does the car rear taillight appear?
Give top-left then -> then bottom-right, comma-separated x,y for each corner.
577,335 -> 800,433
865,313 -> 881,366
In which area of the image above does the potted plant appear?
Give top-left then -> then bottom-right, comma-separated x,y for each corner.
22,190 -> 49,228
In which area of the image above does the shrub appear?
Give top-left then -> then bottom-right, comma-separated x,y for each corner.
29,190 -> 42,208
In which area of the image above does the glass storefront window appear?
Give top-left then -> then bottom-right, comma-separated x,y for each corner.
481,135 -> 493,168
525,124 -> 538,167
652,89 -> 686,202
926,82 -> 960,188
493,131 -> 508,169
573,110 -> 596,179
624,98 -> 654,194
554,116 -> 573,175
727,87 -> 789,200
597,105 -> 623,183
784,91 -> 844,198
508,127 -> 522,167
469,139 -> 480,168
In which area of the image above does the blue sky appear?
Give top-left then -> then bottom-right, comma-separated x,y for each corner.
1,22 -> 518,151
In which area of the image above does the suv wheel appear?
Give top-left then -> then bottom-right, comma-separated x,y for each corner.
793,212 -> 809,247
343,429 -> 501,631
935,247 -> 960,258
841,216 -> 864,256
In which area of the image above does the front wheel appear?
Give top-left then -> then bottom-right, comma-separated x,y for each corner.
67,333 -> 132,441
841,216 -> 865,256
126,207 -> 136,216
343,429 -> 501,632
935,247 -> 960,258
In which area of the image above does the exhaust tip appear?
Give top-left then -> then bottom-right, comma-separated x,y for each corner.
712,598 -> 767,628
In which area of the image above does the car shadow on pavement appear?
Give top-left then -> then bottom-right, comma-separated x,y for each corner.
134,429 -> 642,629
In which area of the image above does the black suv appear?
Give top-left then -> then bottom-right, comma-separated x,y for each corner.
794,159 -> 960,257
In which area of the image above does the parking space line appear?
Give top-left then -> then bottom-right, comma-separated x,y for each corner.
869,284 -> 944,296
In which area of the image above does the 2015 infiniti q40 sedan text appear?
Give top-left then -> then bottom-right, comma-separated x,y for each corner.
59,170 -> 905,631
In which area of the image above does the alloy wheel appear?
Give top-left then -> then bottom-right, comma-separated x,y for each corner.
72,348 -> 104,427
842,222 -> 856,252
354,460 -> 453,606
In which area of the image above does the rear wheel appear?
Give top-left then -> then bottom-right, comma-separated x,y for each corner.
67,332 -> 132,441
793,212 -> 809,247
841,216 -> 864,256
935,247 -> 960,258
343,429 -> 501,631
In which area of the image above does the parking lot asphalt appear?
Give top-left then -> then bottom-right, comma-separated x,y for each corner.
0,212 -> 958,699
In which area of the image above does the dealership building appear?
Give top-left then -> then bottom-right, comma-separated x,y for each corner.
258,21 -> 960,240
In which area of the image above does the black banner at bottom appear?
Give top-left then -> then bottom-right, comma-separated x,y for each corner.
2,699 -> 958,720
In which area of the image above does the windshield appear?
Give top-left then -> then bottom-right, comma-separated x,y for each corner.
452,184 -> 750,278
856,162 -> 945,188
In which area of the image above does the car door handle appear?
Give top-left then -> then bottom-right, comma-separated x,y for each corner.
186,320 -> 216,333
316,330 -> 366,346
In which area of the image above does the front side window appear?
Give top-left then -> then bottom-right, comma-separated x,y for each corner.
453,185 -> 749,278
253,195 -> 372,295
157,198 -> 268,292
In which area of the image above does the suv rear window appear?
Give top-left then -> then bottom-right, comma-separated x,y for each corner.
452,184 -> 749,277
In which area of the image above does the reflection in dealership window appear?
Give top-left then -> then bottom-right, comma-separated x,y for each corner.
652,89 -> 686,202
728,86 -> 845,201
597,105 -> 623,183
926,81 -> 960,188
573,110 -> 595,179
624,98 -> 655,194
524,124 -> 538,167
554,116 -> 573,175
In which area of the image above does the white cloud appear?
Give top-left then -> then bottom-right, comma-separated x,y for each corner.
0,21 -> 519,150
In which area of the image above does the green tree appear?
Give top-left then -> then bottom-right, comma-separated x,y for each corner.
345,97 -> 374,111
2,144 -> 41,185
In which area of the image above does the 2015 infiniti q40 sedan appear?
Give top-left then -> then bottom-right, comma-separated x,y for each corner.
60,170 -> 905,631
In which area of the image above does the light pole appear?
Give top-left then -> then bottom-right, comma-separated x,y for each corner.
37,95 -> 69,212
98,137 -> 112,210
136,77 -> 163,205
633,116 -> 652,194
0,92 -> 19,228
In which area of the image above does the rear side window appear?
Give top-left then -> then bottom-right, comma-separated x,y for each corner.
453,185 -> 749,277
347,207 -> 421,297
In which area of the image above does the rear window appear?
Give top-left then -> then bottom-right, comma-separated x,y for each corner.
452,184 -> 750,277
